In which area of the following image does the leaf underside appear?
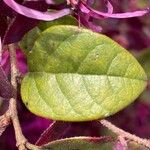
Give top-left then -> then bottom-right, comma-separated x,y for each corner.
41,136 -> 112,150
21,25 -> 147,121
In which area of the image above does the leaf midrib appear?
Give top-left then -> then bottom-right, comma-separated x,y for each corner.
28,72 -> 147,82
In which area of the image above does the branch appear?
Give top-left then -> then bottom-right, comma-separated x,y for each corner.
8,43 -> 41,150
0,111 -> 10,136
100,119 -> 150,149
9,43 -> 27,150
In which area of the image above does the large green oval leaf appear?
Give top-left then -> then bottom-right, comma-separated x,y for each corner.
21,25 -> 147,121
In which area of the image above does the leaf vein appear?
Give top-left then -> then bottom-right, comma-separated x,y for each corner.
55,75 -> 82,116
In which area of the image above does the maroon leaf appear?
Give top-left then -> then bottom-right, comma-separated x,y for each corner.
36,121 -> 103,146
0,15 -> 8,39
36,121 -> 72,146
0,66 -> 14,98
3,1 -> 49,45
0,1 -> 14,18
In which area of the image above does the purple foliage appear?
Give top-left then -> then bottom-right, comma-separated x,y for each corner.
1,49 -> 27,75
3,1 -> 49,44
0,65 -> 14,98
36,121 -> 102,145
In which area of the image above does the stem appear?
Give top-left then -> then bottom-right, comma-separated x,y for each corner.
8,43 -> 42,150
100,119 -> 150,148
0,111 -> 10,136
26,143 -> 41,150
9,43 -> 27,150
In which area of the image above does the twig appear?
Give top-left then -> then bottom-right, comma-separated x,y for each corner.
26,143 -> 41,150
9,43 -> 27,150
0,111 -> 10,136
8,43 -> 42,150
100,119 -> 150,149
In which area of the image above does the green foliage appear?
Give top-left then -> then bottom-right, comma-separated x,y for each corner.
38,15 -> 78,31
19,15 -> 78,54
128,141 -> 149,150
21,25 -> 147,121
40,137 -> 113,150
137,48 -> 150,78
19,27 -> 41,54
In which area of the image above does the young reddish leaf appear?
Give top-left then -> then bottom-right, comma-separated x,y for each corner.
36,121 -> 102,146
36,121 -> 72,146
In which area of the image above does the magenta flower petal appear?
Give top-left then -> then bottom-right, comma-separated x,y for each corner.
80,3 -> 90,14
45,0 -> 55,5
4,0 -> 71,21
80,13 -> 102,32
80,1 -> 113,16
107,1 -> 113,14
81,2 -> 149,19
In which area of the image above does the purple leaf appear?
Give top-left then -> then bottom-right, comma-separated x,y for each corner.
0,1 -> 14,18
87,0 -> 95,6
3,1 -> 49,44
4,0 -> 71,21
36,121 -> 72,146
0,65 -> 14,98
0,15 -> 8,40
79,13 -> 102,32
36,121 -> 103,146
1,49 -> 28,75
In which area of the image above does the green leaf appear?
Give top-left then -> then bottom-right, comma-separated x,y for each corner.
38,15 -> 78,31
136,0 -> 149,9
19,27 -> 41,55
128,141 -> 149,150
19,16 -> 78,54
40,136 -> 113,150
21,25 -> 147,121
140,89 -> 150,105
137,48 -> 150,78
